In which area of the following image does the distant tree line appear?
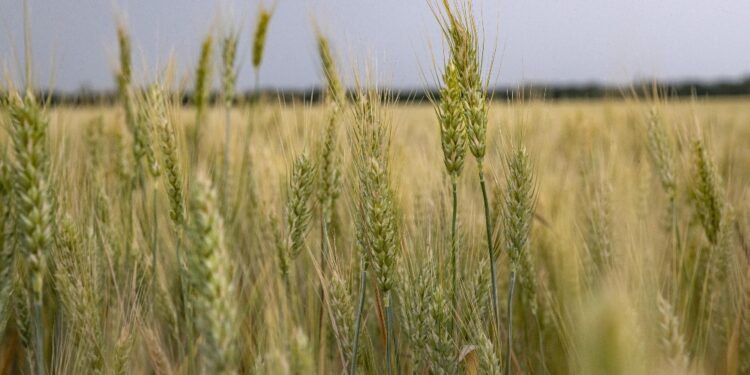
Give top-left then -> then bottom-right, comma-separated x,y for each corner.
4,77 -> 750,106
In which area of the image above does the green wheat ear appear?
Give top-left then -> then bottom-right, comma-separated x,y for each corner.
438,61 -> 467,180
193,32 -> 213,155
285,152 -> 316,260
502,144 -> 537,374
7,91 -> 53,375
315,32 -> 344,230
252,8 -> 273,71
221,31 -> 239,107
116,23 -> 132,102
187,172 -> 239,373
148,85 -> 184,228
317,33 -> 346,109
442,0 -> 487,165
691,139 -> 724,245
644,107 -> 676,198
327,264 -> 356,364
349,85 -> 400,375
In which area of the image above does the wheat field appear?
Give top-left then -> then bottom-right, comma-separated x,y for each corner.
1,1 -> 750,375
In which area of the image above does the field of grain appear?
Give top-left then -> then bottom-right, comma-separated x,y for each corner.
2,2 -> 750,375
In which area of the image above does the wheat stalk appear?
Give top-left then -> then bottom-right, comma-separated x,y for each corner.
399,262 -> 433,370
656,293 -> 689,371
187,173 -> 238,373
192,33 -> 213,157
437,58 -> 465,318
0,159 -> 14,337
116,23 -> 137,136
7,91 -> 53,375
252,7 -> 273,92
317,33 -> 346,110
314,32 -> 344,368
53,215 -> 105,372
501,144 -> 536,375
350,87 -> 400,374
148,84 -> 192,350
221,29 -> 239,214
285,152 -> 315,262
327,264 -> 356,367
436,0 -> 500,343
691,139 -> 724,246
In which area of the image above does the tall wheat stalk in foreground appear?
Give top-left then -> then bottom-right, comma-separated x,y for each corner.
149,83 -> 190,348
434,40 -> 466,320
7,91 -> 54,375
689,137 -> 730,353
501,145 -> 536,375
435,0 -> 498,340
315,31 -> 344,373
350,87 -> 400,374
187,173 -> 239,373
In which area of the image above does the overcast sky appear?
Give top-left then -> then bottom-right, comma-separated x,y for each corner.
1,0 -> 749,92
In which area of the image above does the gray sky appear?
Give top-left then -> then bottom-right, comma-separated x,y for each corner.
2,0 -> 750,92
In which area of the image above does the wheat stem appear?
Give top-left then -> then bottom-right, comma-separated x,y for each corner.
151,182 -> 159,298
506,270 -> 516,375
450,178 -> 459,321
32,299 -> 44,375
317,218 -> 329,375
192,34 -> 212,158
391,303 -> 400,374
350,264 -> 367,375
223,105 -> 231,214
480,169 -> 501,349
385,302 -> 394,375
